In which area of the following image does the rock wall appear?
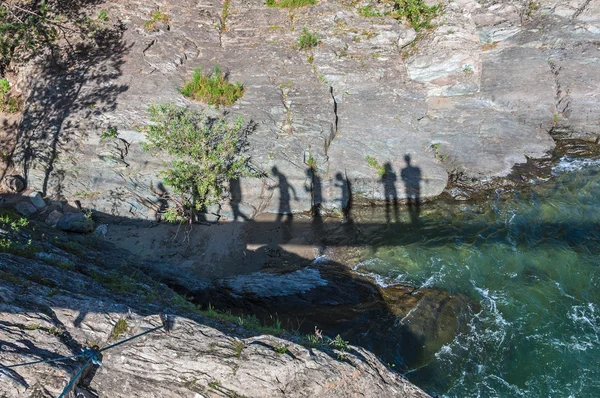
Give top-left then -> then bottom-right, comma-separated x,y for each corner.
4,0 -> 600,219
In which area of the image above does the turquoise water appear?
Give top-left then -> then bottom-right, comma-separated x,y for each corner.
354,157 -> 600,397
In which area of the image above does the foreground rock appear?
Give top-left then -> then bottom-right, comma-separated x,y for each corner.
0,220 -> 429,398
3,0 -> 598,219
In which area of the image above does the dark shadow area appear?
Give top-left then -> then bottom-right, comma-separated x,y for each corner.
268,166 -> 298,243
381,162 -> 399,223
335,171 -> 353,224
0,201 -> 463,396
7,16 -> 130,196
305,167 -> 324,252
401,154 -> 422,225
229,178 -> 249,222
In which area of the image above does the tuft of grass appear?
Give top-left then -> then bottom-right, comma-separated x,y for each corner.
328,334 -> 349,359
0,238 -> 42,258
231,339 -> 245,358
97,10 -> 109,22
199,304 -> 286,336
358,5 -> 384,17
100,126 -> 118,141
366,155 -> 386,177
274,344 -> 288,355
110,318 -> 128,340
0,209 -> 28,232
305,153 -> 317,171
392,0 -> 440,32
180,65 -> 245,106
266,0 -> 316,8
91,270 -> 140,295
0,78 -> 23,114
144,10 -> 169,32
297,28 -> 319,50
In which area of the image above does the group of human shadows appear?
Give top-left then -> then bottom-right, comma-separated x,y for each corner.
230,155 -> 422,242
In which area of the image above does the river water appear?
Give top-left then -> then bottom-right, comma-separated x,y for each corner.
350,157 -> 600,397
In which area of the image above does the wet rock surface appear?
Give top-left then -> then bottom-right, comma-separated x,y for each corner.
1,0 -> 598,219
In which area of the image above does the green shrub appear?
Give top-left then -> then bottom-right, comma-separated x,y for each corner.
0,2 -> 59,72
144,10 -> 169,32
180,65 -> 245,106
0,209 -> 28,232
0,78 -> 22,113
297,28 -> 319,50
100,126 -> 118,141
358,5 -> 384,17
266,0 -> 316,8
274,344 -> 288,354
110,318 -> 128,340
141,103 -> 253,221
97,10 -> 109,22
392,0 -> 440,31
366,155 -> 386,177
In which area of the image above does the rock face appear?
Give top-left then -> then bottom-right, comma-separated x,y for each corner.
0,239 -> 429,398
3,0 -> 600,220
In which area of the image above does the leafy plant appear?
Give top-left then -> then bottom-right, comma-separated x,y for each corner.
110,318 -> 128,340
306,153 -> 317,171
274,344 -> 288,354
97,10 -> 109,22
232,339 -> 245,358
392,0 -> 440,31
297,28 -> 319,50
144,10 -> 169,32
0,1 -> 59,72
180,65 -> 245,106
366,155 -> 386,177
141,103 -> 253,221
328,334 -> 349,359
358,5 -> 384,17
100,126 -> 118,141
0,78 -> 22,114
266,0 -> 316,8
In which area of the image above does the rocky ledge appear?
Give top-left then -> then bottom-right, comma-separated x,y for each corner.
1,0 -> 599,220
0,220 -> 429,397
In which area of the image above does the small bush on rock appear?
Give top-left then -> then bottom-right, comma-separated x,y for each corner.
180,65 -> 245,106
144,9 -> 169,32
142,103 -> 254,222
0,78 -> 22,114
297,28 -> 319,50
392,0 -> 440,31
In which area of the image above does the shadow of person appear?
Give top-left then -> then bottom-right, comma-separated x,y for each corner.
229,178 -> 249,221
381,162 -> 399,223
401,154 -> 422,225
335,172 -> 353,224
305,167 -> 324,252
269,166 -> 298,242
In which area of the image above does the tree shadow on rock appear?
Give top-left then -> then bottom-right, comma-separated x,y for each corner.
11,19 -> 131,197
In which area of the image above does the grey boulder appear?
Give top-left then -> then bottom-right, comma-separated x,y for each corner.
56,212 -> 95,233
